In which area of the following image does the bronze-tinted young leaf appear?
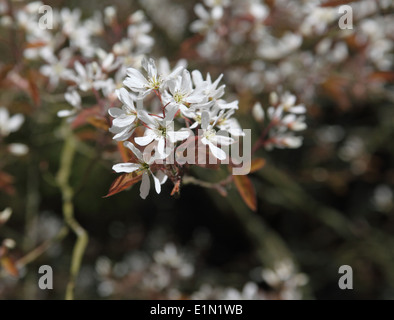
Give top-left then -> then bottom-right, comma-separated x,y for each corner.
118,141 -> 137,163
368,72 -> 394,83
104,172 -> 142,198
233,175 -> 257,211
27,71 -> 41,106
0,171 -> 15,195
321,0 -> 357,7
249,158 -> 266,173
87,116 -> 110,131
71,105 -> 101,129
1,256 -> 19,277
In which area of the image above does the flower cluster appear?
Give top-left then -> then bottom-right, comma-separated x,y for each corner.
190,0 -> 394,106
109,58 -> 244,199
252,92 -> 307,150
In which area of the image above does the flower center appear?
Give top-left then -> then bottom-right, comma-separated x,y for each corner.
204,129 -> 216,140
147,75 -> 162,90
173,90 -> 185,104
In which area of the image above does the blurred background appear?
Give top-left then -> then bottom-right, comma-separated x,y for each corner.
0,0 -> 393,299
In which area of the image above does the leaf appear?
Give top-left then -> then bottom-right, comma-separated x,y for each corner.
249,158 -> 266,173
104,172 -> 142,198
320,0 -> 358,7
117,141 -> 134,163
27,70 -> 41,106
233,175 -> 257,211
71,106 -> 101,129
0,171 -> 15,195
1,256 -> 19,277
368,72 -> 394,83
87,116 -> 109,131
24,41 -> 48,49
171,180 -> 181,197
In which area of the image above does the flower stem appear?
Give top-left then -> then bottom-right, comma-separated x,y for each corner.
56,125 -> 89,300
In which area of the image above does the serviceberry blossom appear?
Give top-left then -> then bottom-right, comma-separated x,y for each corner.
135,106 -> 190,158
124,58 -> 183,98
112,141 -> 167,199
108,88 -> 138,141
0,107 -> 24,137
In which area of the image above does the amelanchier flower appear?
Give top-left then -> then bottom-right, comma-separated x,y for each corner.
200,111 -> 234,160
135,105 -> 190,158
0,107 -> 25,137
112,141 -> 167,199
108,88 -> 138,141
124,57 -> 183,97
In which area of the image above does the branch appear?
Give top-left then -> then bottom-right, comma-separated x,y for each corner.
56,125 -> 89,300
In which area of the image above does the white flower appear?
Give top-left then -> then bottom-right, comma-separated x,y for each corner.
58,90 -> 81,118
108,88 -> 138,141
40,49 -> 73,89
124,57 -> 183,97
8,143 -> 29,156
135,105 -> 190,157
252,102 -> 265,122
165,70 -> 209,117
272,134 -> 303,149
191,71 -> 225,101
279,92 -> 306,114
65,61 -> 105,92
190,3 -> 221,34
112,141 -> 168,199
0,107 -> 24,137
215,110 -> 245,137
200,111 -> 234,160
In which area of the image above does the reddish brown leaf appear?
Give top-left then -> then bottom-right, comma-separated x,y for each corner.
24,41 -> 48,49
368,72 -> 394,83
27,71 -> 41,106
233,175 -> 257,211
104,172 -> 142,198
321,0 -> 358,7
1,256 -> 19,277
71,106 -> 101,129
0,171 -> 15,195
87,116 -> 109,131
171,180 -> 181,196
249,158 -> 266,173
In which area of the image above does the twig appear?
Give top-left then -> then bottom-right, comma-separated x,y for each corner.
16,226 -> 69,268
56,125 -> 89,300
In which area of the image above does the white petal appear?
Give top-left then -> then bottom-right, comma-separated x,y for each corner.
171,129 -> 190,142
164,104 -> 179,122
57,109 -> 76,118
124,68 -> 148,90
113,114 -> 136,127
112,127 -> 133,141
117,87 -> 136,110
157,137 -> 165,156
201,111 -> 210,130
166,65 -> 184,80
211,135 -> 234,145
140,171 -> 150,199
8,114 -> 24,132
152,173 -> 161,194
135,133 -> 155,146
8,143 -> 28,156
208,141 -> 226,160
124,141 -> 143,160
112,163 -> 140,173
108,107 -> 124,118
155,170 -> 168,184
137,110 -> 156,127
